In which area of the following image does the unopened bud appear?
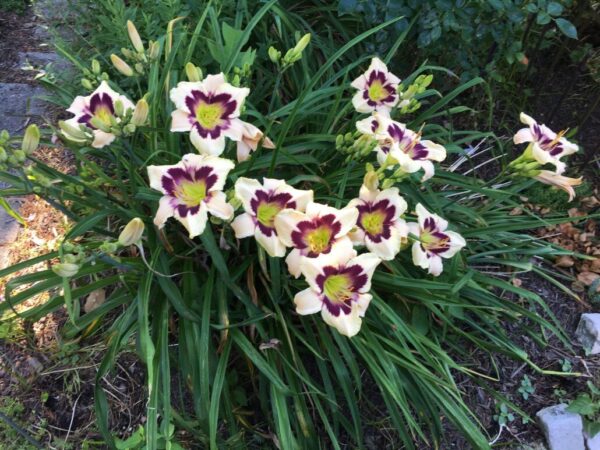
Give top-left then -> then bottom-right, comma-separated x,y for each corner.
134,63 -> 144,74
91,59 -> 101,74
89,117 -> 112,133
0,147 -> 6,163
148,41 -> 160,59
185,62 -> 202,82
82,78 -> 94,90
118,218 -> 145,246
22,124 -> 40,155
127,20 -> 144,53
268,46 -> 281,63
363,170 -> 379,191
111,54 -> 134,76
59,120 -> 89,140
52,263 -> 80,278
131,99 -> 149,126
99,242 -> 119,253
123,124 -> 136,134
13,149 -> 26,163
114,99 -> 124,117
0,130 -> 9,142
293,33 -> 311,54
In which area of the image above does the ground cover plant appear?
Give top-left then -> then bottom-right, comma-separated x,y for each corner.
0,1 -> 596,449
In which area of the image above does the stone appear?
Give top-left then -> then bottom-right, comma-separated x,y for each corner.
17,51 -> 69,72
0,83 -> 47,135
586,431 -> 600,450
0,206 -> 21,246
536,404 -> 585,450
576,314 -> 600,355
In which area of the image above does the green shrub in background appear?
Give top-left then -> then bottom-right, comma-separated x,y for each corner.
1,1 -> 593,449
338,0 -> 578,80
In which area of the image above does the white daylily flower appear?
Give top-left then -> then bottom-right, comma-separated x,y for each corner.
513,112 -> 578,174
147,153 -> 234,238
274,202 -> 358,278
351,57 -> 400,115
534,170 -> 583,202
231,178 -> 313,257
348,185 -> 408,260
408,204 -> 465,277
63,81 -> 135,148
295,248 -> 381,337
170,73 -> 250,156
356,113 -> 446,181
236,122 -> 275,163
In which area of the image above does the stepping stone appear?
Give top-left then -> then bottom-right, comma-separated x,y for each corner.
0,83 -> 47,135
575,313 -> 600,355
537,404 -> 585,450
17,51 -> 69,72
586,431 -> 600,450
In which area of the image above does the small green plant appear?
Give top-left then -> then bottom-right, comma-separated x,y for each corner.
561,358 -> 573,372
518,375 -> 536,400
523,179 -> 593,212
567,381 -> 600,438
493,402 -> 516,426
0,0 -> 29,14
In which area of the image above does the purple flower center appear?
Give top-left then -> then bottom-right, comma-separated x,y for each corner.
362,71 -> 397,107
78,92 -> 115,129
291,214 -> 341,257
420,217 -> 450,255
250,190 -> 295,236
161,165 -> 217,217
316,264 -> 367,316
532,124 -> 564,156
356,199 -> 395,243
185,90 -> 237,139
388,124 -> 429,160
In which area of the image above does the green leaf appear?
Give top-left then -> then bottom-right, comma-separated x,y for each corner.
536,12 -> 551,25
555,18 -> 578,39
567,395 -> 595,416
547,2 -> 563,16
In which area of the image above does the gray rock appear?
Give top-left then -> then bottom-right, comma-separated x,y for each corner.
17,51 -> 68,72
0,83 -> 48,135
0,205 -> 21,246
586,431 -> 600,450
576,314 -> 600,355
537,404 -> 585,450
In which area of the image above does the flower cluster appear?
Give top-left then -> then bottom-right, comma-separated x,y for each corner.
510,113 -> 582,201
60,56 -> 466,337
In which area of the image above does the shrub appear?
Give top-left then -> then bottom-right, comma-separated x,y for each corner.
1,3 -> 589,449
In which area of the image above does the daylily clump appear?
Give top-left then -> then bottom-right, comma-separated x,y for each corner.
511,112 -> 582,200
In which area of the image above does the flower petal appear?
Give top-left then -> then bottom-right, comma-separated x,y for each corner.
412,242 -> 429,270
422,140 -> 446,162
175,203 -> 209,238
182,153 -> 234,192
91,130 -> 116,148
274,209 -> 307,247
355,293 -> 372,317
154,196 -> 174,229
206,191 -> 234,220
169,81 -> 200,111
519,112 -> 536,126
147,164 -> 173,194
171,109 -> 193,132
513,127 -> 534,145
428,254 -> 444,276
231,212 -> 255,238
416,203 -> 448,232
190,127 -> 226,156
294,288 -> 322,315
366,227 -> 401,261
255,229 -> 287,258
444,230 -> 466,258
285,248 -> 304,278
235,177 -> 263,212
321,305 -> 362,337
346,252 -> 381,293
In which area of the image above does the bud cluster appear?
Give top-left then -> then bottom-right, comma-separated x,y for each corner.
110,21 -> 160,78
395,74 -> 433,115
335,131 -> 377,163
81,59 -> 110,91
52,242 -> 86,278
0,125 -> 40,171
268,33 -> 311,70
231,63 -> 252,87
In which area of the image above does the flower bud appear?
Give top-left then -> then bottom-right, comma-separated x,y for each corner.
268,46 -> 281,63
52,263 -> 80,278
123,124 -> 136,134
0,147 -> 6,162
185,62 -> 202,82
363,170 -> 379,191
89,117 -> 112,133
0,130 -> 9,142
127,20 -> 144,53
131,99 -> 149,126
91,59 -> 101,75
381,178 -> 395,189
13,150 -> 26,163
148,40 -> 160,60
63,242 -> 75,252
59,120 -> 89,140
21,124 -> 40,155
293,33 -> 311,55
118,218 -> 145,246
114,99 -> 125,117
82,78 -> 94,90
111,54 -> 134,77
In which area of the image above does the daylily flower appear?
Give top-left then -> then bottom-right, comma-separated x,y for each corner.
348,185 -> 408,260
356,113 -> 446,181
274,202 -> 358,278
63,81 -> 134,148
533,170 -> 583,202
295,249 -> 381,337
236,122 -> 275,163
231,178 -> 313,257
351,57 -> 400,115
170,73 -> 250,155
408,204 -> 465,276
513,112 -> 578,174
147,153 -> 234,238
